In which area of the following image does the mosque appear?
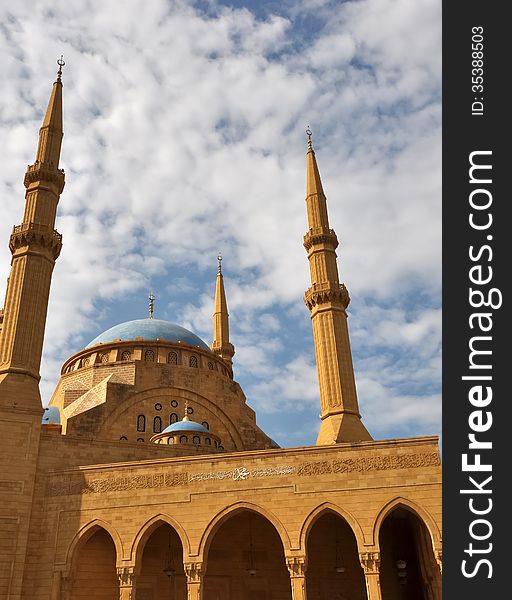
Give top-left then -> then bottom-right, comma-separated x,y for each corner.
0,62 -> 442,600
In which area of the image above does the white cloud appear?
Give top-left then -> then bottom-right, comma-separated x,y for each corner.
0,0 -> 441,446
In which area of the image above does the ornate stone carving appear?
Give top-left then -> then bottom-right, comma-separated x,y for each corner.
46,451 -> 439,496
117,566 -> 136,600
304,282 -> 350,310
184,561 -> 203,582
24,161 -> 65,192
9,223 -> 62,259
286,556 -> 307,577
435,548 -> 442,573
303,226 -> 339,251
360,552 -> 380,574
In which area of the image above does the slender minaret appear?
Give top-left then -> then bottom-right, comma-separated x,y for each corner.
0,59 -> 66,600
303,129 -> 372,444
211,254 -> 235,369
0,58 -> 65,405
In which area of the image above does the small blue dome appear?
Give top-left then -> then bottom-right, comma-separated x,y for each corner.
86,318 -> 210,351
161,420 -> 210,434
42,406 -> 61,424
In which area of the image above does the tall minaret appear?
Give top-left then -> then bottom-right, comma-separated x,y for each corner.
211,254 -> 235,370
0,59 -> 66,600
303,129 -> 372,444
0,58 -> 65,407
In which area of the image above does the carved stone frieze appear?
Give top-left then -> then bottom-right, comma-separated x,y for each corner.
46,451 -> 440,496
304,282 -> 350,310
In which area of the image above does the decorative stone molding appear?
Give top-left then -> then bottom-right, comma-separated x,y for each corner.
9,223 -> 62,259
304,282 -> 350,310
184,561 -> 203,582
24,161 -> 65,192
359,552 -> 380,574
303,226 -> 339,251
286,556 -> 308,577
435,548 -> 442,573
117,566 -> 137,600
117,566 -> 136,586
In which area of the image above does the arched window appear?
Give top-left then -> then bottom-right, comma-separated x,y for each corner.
205,437 -> 211,445
218,445 -> 224,450
167,437 -> 173,444
214,440 -> 218,448
170,413 -> 178,424
153,416 -> 162,433
100,353 -> 109,364
137,415 -> 146,432
189,355 -> 198,368
120,436 -> 127,441
137,438 -> 144,442
193,436 -> 201,445
207,361 -> 214,370
145,350 -> 155,362
121,350 -> 131,361
202,421 -> 210,430
168,351 -> 178,365
180,435 -> 188,444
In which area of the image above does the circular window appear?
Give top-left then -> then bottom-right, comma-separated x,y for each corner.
187,406 -> 194,415
155,403 -> 162,411
171,400 -> 178,408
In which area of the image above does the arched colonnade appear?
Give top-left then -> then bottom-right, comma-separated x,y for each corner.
59,498 -> 442,600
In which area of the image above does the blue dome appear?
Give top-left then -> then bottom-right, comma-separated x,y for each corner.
42,406 -> 61,424
86,318 -> 210,351
162,420 -> 210,434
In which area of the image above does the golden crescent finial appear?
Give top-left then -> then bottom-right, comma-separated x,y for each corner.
217,253 -> 222,274
56,55 -> 65,81
306,126 -> 313,151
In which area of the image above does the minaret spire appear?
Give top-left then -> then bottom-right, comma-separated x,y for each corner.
211,254 -> 235,370
0,59 -> 66,407
303,129 -> 372,444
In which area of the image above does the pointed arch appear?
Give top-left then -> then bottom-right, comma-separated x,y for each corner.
299,502 -> 366,551
372,496 -> 442,551
65,518 -> 124,569
130,513 -> 190,572
197,501 -> 291,561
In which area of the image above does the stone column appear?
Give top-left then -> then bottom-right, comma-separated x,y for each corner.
184,562 -> 203,600
286,556 -> 308,600
359,552 -> 382,600
59,574 -> 73,600
117,566 -> 137,600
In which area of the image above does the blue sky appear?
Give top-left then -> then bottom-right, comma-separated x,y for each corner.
0,0 -> 441,447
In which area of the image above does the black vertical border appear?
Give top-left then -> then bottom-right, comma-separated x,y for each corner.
443,2 -> 508,597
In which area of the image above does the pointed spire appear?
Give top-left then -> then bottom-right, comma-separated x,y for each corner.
211,254 -> 235,368
306,127 -> 326,202
35,57 -> 65,168
303,130 -> 372,444
183,400 -> 190,422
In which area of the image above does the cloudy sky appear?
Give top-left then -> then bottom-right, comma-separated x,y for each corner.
0,0 -> 441,447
